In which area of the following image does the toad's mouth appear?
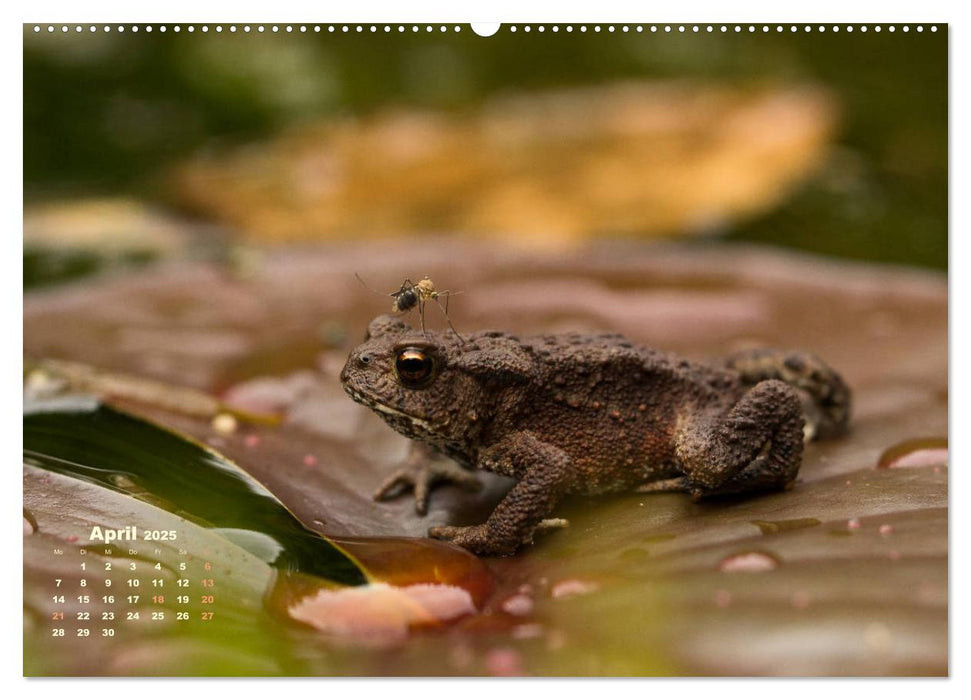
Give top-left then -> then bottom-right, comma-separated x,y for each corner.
343,383 -> 437,435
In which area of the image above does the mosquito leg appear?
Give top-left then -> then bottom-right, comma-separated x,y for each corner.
435,296 -> 465,342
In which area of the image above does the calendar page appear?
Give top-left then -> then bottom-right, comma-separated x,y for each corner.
23,20 -> 948,677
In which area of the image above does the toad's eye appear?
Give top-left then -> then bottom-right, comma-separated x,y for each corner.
394,347 -> 435,387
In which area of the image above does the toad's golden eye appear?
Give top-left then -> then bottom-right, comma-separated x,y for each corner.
394,348 -> 435,387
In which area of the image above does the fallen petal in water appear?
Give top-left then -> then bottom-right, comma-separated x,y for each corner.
286,582 -> 475,645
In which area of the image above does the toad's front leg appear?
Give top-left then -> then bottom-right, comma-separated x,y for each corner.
374,442 -> 482,515
429,432 -> 572,556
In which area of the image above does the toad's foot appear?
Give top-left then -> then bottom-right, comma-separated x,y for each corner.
522,518 -> 570,546
374,459 -> 482,515
536,517 -> 570,532
427,524 -> 492,552
635,477 -> 690,494
430,518 -> 569,554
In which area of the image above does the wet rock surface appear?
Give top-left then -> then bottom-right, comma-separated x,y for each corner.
23,239 -> 947,675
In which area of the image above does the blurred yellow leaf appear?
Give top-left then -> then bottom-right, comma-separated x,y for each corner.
172,82 -> 838,248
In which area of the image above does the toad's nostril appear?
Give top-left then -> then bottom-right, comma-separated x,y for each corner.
360,354 -> 371,365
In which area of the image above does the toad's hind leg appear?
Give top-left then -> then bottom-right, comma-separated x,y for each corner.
675,379 -> 804,498
725,348 -> 851,440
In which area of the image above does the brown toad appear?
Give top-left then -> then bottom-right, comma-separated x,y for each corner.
341,315 -> 850,556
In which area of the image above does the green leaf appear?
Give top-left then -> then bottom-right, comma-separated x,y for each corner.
23,397 -> 367,587
24,465 -> 285,675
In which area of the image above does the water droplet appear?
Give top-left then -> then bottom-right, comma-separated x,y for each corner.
879,524 -> 894,535
863,622 -> 892,652
546,629 -> 567,651
551,579 -> 600,599
485,647 -> 526,676
448,642 -> 474,670
512,623 -> 544,639
791,591 -> 811,609
501,593 -> 534,616
23,508 -> 38,535
751,517 -> 821,534
109,474 -> 139,490
719,550 -> 780,573
211,413 -> 237,435
917,581 -> 938,604
878,437 -> 947,469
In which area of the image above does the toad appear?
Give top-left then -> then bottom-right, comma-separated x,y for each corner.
341,315 -> 850,556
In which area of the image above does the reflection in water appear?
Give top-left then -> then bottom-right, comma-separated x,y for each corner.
330,535 -> 495,608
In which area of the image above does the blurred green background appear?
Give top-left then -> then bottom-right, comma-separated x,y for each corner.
24,24 -> 947,277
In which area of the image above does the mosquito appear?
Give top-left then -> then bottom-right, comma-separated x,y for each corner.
355,273 -> 464,339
